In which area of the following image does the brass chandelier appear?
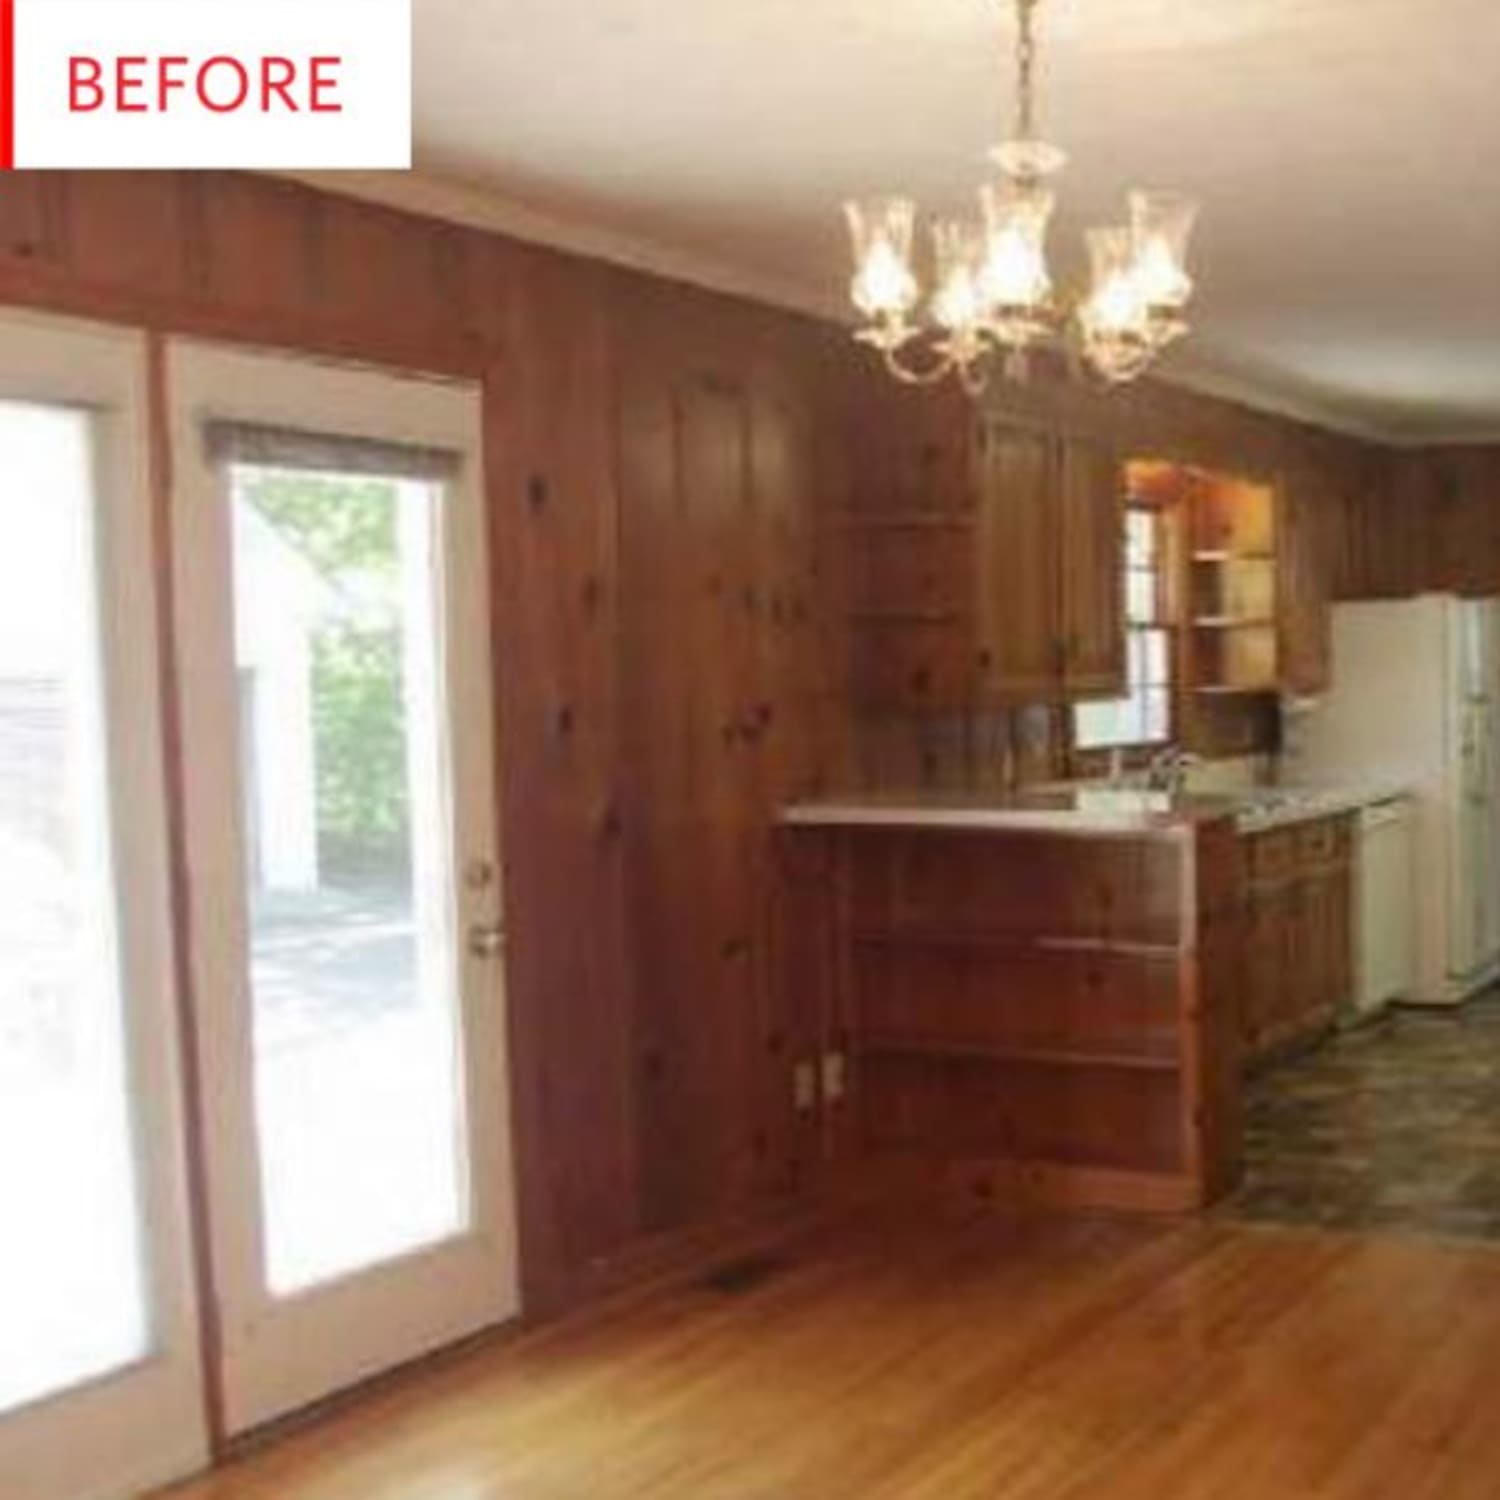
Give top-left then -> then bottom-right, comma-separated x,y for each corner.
843,0 -> 1199,394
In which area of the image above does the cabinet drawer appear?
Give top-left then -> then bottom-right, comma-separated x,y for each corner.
1247,828 -> 1295,882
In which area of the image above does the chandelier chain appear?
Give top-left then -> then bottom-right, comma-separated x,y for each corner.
1014,0 -> 1039,144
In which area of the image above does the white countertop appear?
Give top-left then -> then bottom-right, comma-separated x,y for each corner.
778,789 -> 1230,839
779,781 -> 1415,839
1230,780 -> 1414,832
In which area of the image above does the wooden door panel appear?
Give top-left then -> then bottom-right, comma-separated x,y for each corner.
1244,887 -> 1281,1057
974,423 -> 1059,701
1059,437 -> 1126,698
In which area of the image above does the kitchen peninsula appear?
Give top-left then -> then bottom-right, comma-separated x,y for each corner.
779,788 -> 1246,1213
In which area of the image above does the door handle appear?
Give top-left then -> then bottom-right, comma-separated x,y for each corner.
468,923 -> 505,960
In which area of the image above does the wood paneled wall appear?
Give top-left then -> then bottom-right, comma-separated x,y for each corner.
1331,445 -> 1500,601
0,171 -> 860,1315
1,170 -> 1489,1318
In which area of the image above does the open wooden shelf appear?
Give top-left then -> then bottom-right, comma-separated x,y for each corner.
861,1033 -> 1181,1073
850,929 -> 1181,959
1192,616 -> 1276,629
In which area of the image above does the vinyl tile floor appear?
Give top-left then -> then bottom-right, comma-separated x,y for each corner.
1226,992 -> 1500,1241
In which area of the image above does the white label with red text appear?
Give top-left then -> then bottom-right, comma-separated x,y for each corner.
8,0 -> 410,169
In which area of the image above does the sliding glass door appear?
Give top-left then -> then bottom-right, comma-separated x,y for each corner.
169,344 -> 518,1435
0,320 -> 207,1500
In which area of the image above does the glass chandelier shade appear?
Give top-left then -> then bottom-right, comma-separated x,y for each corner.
979,178 -> 1055,338
842,0 -> 1199,394
844,197 -> 919,322
930,219 -> 987,333
1078,226 -> 1156,385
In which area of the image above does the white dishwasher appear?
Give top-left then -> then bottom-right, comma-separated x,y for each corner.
1352,797 -> 1416,1017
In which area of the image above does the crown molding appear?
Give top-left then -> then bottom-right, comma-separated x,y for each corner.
275,168 -> 841,326
1156,354 -> 1400,447
277,168 -> 1461,451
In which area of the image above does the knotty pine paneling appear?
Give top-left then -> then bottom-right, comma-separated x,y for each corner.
0,170 -> 1490,1319
615,280 -> 849,1242
484,242 -> 639,1306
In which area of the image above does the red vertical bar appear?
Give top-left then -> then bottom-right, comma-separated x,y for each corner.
0,0 -> 14,170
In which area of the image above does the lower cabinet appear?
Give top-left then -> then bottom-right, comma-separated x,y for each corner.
1241,815 -> 1353,1063
777,818 -> 1244,1213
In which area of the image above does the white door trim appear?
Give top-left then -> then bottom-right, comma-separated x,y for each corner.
0,312 -> 210,1500
166,340 -> 519,1435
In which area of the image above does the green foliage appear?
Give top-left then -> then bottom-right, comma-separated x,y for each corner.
311,627 -> 409,872
243,468 -> 399,576
243,467 -> 411,875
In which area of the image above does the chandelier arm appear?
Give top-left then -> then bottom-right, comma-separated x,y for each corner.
881,340 -> 970,388
959,356 -> 994,399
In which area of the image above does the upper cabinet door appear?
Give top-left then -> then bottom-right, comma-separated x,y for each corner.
1058,436 -> 1126,698
1277,476 -> 1332,696
974,422 -> 1059,702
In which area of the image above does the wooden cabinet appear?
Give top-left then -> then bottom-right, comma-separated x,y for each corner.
974,422 -> 1125,705
1157,463 -> 1333,705
1058,435 -> 1126,697
1240,814 -> 1352,1064
845,421 -> 1125,713
779,816 -> 1244,1213
974,424 -> 1059,701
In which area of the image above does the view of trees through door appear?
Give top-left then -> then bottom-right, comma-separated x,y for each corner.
230,460 -> 470,1295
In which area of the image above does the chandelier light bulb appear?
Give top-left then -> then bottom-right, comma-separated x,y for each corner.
1129,190 -> 1199,309
979,180 -> 1054,311
1083,229 -> 1145,331
930,220 -> 986,333
844,198 -> 919,320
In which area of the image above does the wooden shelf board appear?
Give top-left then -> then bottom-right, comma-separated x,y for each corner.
944,1157 -> 1199,1211
863,1033 -> 1181,1073
851,929 -> 1180,959
1194,682 -> 1278,697
1192,616 -> 1276,630
1192,549 -> 1275,563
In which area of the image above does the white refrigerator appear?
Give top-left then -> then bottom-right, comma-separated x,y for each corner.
1284,594 -> 1500,1006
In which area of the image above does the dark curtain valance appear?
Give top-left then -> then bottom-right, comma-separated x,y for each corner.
204,420 -> 462,483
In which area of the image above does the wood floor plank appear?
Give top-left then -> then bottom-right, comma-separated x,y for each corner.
157,1214 -> 1500,1500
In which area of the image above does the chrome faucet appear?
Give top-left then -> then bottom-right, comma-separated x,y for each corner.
1146,745 -> 1200,795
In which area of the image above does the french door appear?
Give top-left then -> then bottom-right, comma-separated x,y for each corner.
0,319 -> 208,1499
168,343 -> 519,1434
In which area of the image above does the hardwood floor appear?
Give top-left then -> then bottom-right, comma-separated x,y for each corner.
159,1209 -> 1500,1499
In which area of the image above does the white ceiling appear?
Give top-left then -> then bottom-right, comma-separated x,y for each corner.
390,0 -> 1500,442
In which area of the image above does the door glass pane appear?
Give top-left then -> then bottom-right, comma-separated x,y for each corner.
228,462 -> 470,1295
0,404 -> 149,1413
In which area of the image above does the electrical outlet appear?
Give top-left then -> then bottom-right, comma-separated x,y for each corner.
793,1060 -> 817,1114
821,1050 -> 846,1104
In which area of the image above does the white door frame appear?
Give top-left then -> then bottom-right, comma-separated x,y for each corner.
0,313 -> 209,1500
166,340 -> 519,1435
